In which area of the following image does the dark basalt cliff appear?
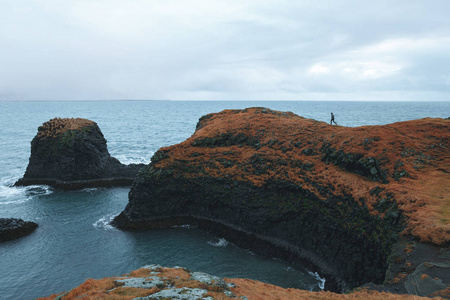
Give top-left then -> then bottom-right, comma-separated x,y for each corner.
113,108 -> 449,295
15,118 -> 144,189
0,218 -> 38,243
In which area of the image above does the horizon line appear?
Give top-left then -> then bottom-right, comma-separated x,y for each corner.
1,99 -> 449,102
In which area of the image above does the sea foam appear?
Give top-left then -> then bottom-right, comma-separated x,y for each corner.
0,174 -> 52,205
207,238 -> 229,247
307,270 -> 326,290
93,213 -> 119,230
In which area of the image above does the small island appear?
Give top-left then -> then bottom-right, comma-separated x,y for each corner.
0,218 -> 38,243
15,118 -> 145,189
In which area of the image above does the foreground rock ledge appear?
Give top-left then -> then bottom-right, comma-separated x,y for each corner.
112,108 -> 449,294
0,218 -> 38,243
15,118 -> 144,190
38,265 -> 440,300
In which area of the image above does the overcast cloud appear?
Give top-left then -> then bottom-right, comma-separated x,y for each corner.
1,0 -> 449,101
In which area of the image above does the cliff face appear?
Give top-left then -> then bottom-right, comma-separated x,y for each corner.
16,118 -> 144,189
113,108 -> 449,292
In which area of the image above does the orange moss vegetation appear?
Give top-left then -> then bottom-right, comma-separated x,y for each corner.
38,266 -> 438,300
227,278 -> 441,299
153,108 -> 450,245
38,267 -> 236,300
37,117 -> 95,139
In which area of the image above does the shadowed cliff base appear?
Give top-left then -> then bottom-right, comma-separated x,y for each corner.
15,117 -> 144,190
113,107 -> 449,296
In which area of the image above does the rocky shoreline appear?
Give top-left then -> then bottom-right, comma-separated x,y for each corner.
18,110 -> 449,298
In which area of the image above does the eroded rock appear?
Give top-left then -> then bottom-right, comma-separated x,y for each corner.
0,218 -> 38,243
15,118 -> 145,189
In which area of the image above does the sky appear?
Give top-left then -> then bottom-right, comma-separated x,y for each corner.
0,0 -> 449,101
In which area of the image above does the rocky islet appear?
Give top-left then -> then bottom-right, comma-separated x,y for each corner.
15,117 -> 145,189
0,218 -> 38,243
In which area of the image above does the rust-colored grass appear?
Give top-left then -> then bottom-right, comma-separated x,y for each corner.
153,108 -> 450,245
37,117 -> 95,139
38,267 -> 237,300
226,278 -> 435,300
39,266 -> 439,300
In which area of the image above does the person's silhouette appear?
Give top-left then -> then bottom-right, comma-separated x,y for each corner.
330,112 -> 337,125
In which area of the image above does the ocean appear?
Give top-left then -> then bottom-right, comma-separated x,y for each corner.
0,100 -> 448,299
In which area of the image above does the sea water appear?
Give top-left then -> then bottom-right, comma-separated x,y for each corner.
0,100 -> 448,299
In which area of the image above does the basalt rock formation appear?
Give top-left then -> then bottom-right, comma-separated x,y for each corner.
15,118 -> 144,189
112,108 -> 449,295
0,218 -> 38,243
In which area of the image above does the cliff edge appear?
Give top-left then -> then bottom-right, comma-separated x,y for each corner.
112,108 -> 449,294
39,265 -> 441,300
15,118 -> 144,189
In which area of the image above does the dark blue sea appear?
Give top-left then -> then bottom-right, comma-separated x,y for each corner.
0,100 -> 448,299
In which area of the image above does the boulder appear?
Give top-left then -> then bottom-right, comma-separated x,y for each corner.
0,218 -> 38,243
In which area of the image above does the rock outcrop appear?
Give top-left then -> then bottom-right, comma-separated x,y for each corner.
15,118 -> 144,189
0,218 -> 38,243
38,265 -> 437,300
112,108 -> 449,294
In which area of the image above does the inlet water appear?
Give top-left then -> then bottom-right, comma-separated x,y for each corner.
1,100 -> 448,299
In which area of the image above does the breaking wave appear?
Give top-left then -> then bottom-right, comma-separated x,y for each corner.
207,238 -> 229,247
93,213 -> 119,230
0,174 -> 52,205
307,270 -> 326,290
114,153 -> 151,165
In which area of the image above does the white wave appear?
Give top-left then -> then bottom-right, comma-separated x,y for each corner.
25,185 -> 52,196
93,213 -> 119,230
0,184 -> 23,198
0,181 -> 52,205
0,198 -> 31,205
207,238 -> 229,247
307,270 -> 326,290
114,154 -> 151,165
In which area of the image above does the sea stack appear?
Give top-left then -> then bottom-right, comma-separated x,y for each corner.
15,117 -> 145,189
113,108 -> 449,295
0,218 -> 38,243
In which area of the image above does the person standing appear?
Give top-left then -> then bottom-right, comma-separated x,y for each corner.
330,112 -> 337,125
